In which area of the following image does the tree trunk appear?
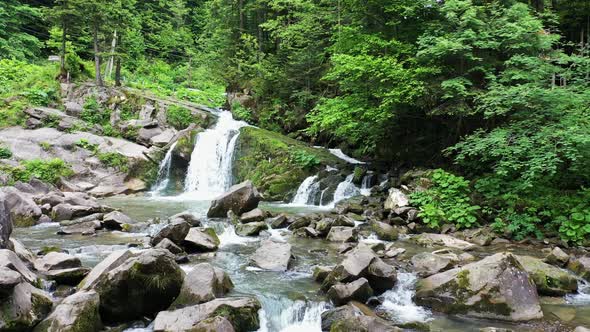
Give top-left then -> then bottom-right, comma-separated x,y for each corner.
93,21 -> 103,87
60,21 -> 67,79
115,33 -> 122,87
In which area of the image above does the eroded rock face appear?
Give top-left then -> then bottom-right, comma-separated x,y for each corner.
153,297 -> 261,332
207,181 -> 262,218
34,290 -> 101,332
0,193 -> 13,249
0,282 -> 53,331
250,240 -> 293,272
415,252 -> 543,321
173,263 -> 234,306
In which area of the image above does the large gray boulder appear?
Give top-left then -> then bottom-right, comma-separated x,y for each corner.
207,181 -> 262,218
34,252 -> 81,272
153,297 -> 261,332
34,290 -> 101,332
0,267 -> 22,296
415,252 -> 543,321
173,263 -> 233,306
411,252 -> 454,277
235,222 -> 267,237
85,249 -> 184,323
326,226 -> 358,243
79,250 -> 133,290
384,188 -> 409,210
239,208 -> 265,223
327,278 -> 373,306
183,227 -> 220,252
101,211 -> 133,230
0,193 -> 12,249
0,282 -> 53,330
150,219 -> 191,246
250,240 -> 293,271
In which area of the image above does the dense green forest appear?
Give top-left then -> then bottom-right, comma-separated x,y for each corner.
1,0 -> 589,243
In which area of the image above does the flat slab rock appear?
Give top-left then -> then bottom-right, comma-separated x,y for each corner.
250,239 -> 293,272
411,233 -> 476,251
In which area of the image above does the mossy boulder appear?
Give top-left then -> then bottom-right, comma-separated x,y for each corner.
34,291 -> 101,332
567,256 -> 590,281
233,126 -> 343,201
515,255 -> 578,296
0,282 -> 53,331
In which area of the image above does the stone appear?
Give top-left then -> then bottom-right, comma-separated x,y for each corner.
366,259 -> 397,294
58,220 -> 101,236
384,188 -> 409,210
327,278 -> 374,306
79,250 -> 133,290
287,216 -> 311,230
574,327 -> 590,332
0,187 -> 42,227
43,267 -> 91,286
183,227 -> 220,252
0,193 -> 12,250
333,215 -> 356,227
239,208 -> 265,223
568,256 -> 590,281
34,252 -> 81,272
150,129 -> 177,147
371,221 -> 398,241
170,211 -> 201,226
313,266 -> 333,282
64,101 -> 83,117
150,219 -> 191,246
9,238 -> 36,266
155,238 -> 186,255
173,263 -> 234,305
250,240 -> 293,272
207,181 -> 262,218
320,303 -> 364,331
34,290 -> 101,332
269,214 -> 289,229
411,252 -> 454,277
384,247 -> 406,259
412,233 -> 476,251
330,316 -> 402,332
89,249 -> 184,323
544,247 -> 570,267
293,226 -> 319,238
0,267 -> 22,296
515,255 -> 578,296
322,245 -> 378,291
327,226 -> 358,242
0,249 -> 38,284
0,282 -> 53,330
235,222 -> 268,236
153,297 -> 261,332
415,252 -> 543,321
51,204 -> 98,223
101,211 -> 133,230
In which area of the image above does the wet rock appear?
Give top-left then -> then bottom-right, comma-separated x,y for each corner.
366,259 -> 397,294
89,249 -> 184,323
411,252 -> 453,277
34,252 -> 81,272
79,250 -> 133,290
155,238 -> 186,255
415,252 -> 543,321
412,233 -> 476,251
235,222 -> 267,237
313,266 -> 333,282
327,226 -> 358,242
327,278 -> 373,306
384,188 -> 409,210
574,327 -> 590,332
251,239 -> 293,271
153,297 -> 261,332
0,267 -> 22,296
44,267 -> 91,286
320,303 -> 364,331
207,181 -> 262,218
288,216 -> 311,230
58,220 -> 101,236
0,282 -> 53,330
239,208 -> 265,223
169,211 -> 201,227
383,246 -> 406,259
479,328 -> 513,332
101,211 -> 134,230
150,219 -> 191,246
183,227 -> 220,252
516,255 -> 578,296
293,226 -> 320,238
322,245 -> 377,291
51,204 -> 96,223
0,249 -> 38,284
330,315 -> 401,332
567,256 -> 590,281
333,215 -> 356,227
0,187 -> 42,226
371,221 -> 398,241
9,238 -> 36,266
544,247 -> 570,267
315,217 -> 334,235
268,214 -> 289,229
173,262 -> 233,306
0,193 -> 12,250
34,290 -> 101,332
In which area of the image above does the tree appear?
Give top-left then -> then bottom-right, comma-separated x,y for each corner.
0,0 -> 43,59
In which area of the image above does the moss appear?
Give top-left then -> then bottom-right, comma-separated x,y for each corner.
203,227 -> 221,246
457,269 -> 470,289
39,245 -> 62,255
211,304 -> 260,332
12,215 -> 36,228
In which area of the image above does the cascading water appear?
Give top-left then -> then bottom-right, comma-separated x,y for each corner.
328,148 -> 365,164
291,175 -> 320,205
566,279 -> 590,304
378,272 -> 431,323
150,141 -> 178,196
360,173 -> 373,196
331,174 -> 360,205
258,297 -> 326,332
183,111 -> 247,198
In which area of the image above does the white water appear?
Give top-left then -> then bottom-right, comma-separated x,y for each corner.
183,111 -> 247,199
566,279 -> 590,304
331,174 -> 360,206
360,173 -> 372,196
378,272 -> 431,323
151,142 -> 178,195
291,175 -> 320,206
328,148 -> 365,164
258,298 -> 326,332
218,224 -> 257,247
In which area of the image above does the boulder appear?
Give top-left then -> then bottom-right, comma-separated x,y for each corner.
235,222 -> 268,237
366,259 -> 397,294
43,267 -> 91,286
411,252 -> 454,277
327,278 -> 374,306
288,216 -> 311,230
412,233 -> 476,251
150,219 -> 191,246
8,238 -> 36,267
51,204 -> 96,223
333,215 -> 356,227
415,252 -> 543,321
153,297 -> 261,332
313,266 -> 333,283
150,129 -> 177,147
320,303 -> 364,331
544,247 -> 570,267
155,238 -> 186,255
239,208 -> 265,223
89,249 -> 184,323
0,249 -> 38,284
79,250 -> 133,290
0,193 -> 12,249
0,187 -> 42,227
58,220 -> 101,236
293,226 -> 319,238
384,188 -> 409,210
370,221 -> 398,241
34,290 -> 101,332
516,255 -> 578,296
207,181 -> 262,218
174,263 -> 234,306
170,211 -> 201,227
183,227 -> 220,252
250,240 -> 293,271
322,245 -> 377,291
269,214 -> 289,229
330,316 -> 402,332
0,267 -> 22,296
101,211 -> 133,230
327,226 -> 358,243
34,252 -> 81,272
0,282 -> 53,330
568,256 -> 590,281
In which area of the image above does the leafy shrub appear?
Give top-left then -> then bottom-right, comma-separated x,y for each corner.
558,208 -> 590,244
12,159 -> 73,184
410,169 -> 480,229
291,150 -> 320,169
75,139 -> 98,153
97,152 -> 129,172
81,96 -> 110,125
232,102 -> 253,123
166,105 -> 194,130
0,147 -> 12,159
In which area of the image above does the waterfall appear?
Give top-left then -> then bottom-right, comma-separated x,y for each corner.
184,111 -> 247,198
378,272 -> 431,323
328,148 -> 365,164
150,141 -> 178,196
291,175 -> 320,205
331,174 -> 360,205
360,173 -> 372,196
258,297 -> 326,332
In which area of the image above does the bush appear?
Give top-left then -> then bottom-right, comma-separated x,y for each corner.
410,169 -> 480,229
166,105 -> 194,130
80,96 -> 110,125
232,102 -> 253,123
75,139 -> 98,153
0,147 -> 12,159
11,159 -> 73,184
97,152 -> 129,172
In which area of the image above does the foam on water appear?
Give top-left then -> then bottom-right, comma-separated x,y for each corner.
378,272 -> 432,323
257,297 -> 326,332
566,279 -> 590,304
218,224 -> 258,247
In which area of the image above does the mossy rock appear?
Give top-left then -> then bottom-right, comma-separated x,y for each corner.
12,215 -> 37,228
233,126 -> 343,201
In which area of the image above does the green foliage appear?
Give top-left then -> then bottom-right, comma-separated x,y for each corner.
231,102 -> 253,123
559,207 -> 590,245
0,1 -> 42,59
39,142 -> 52,151
11,159 -> 73,184
0,146 -> 12,159
97,152 -> 129,172
75,138 -> 98,153
80,96 -> 109,125
410,169 -> 480,229
166,105 -> 194,130
291,150 -> 320,170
